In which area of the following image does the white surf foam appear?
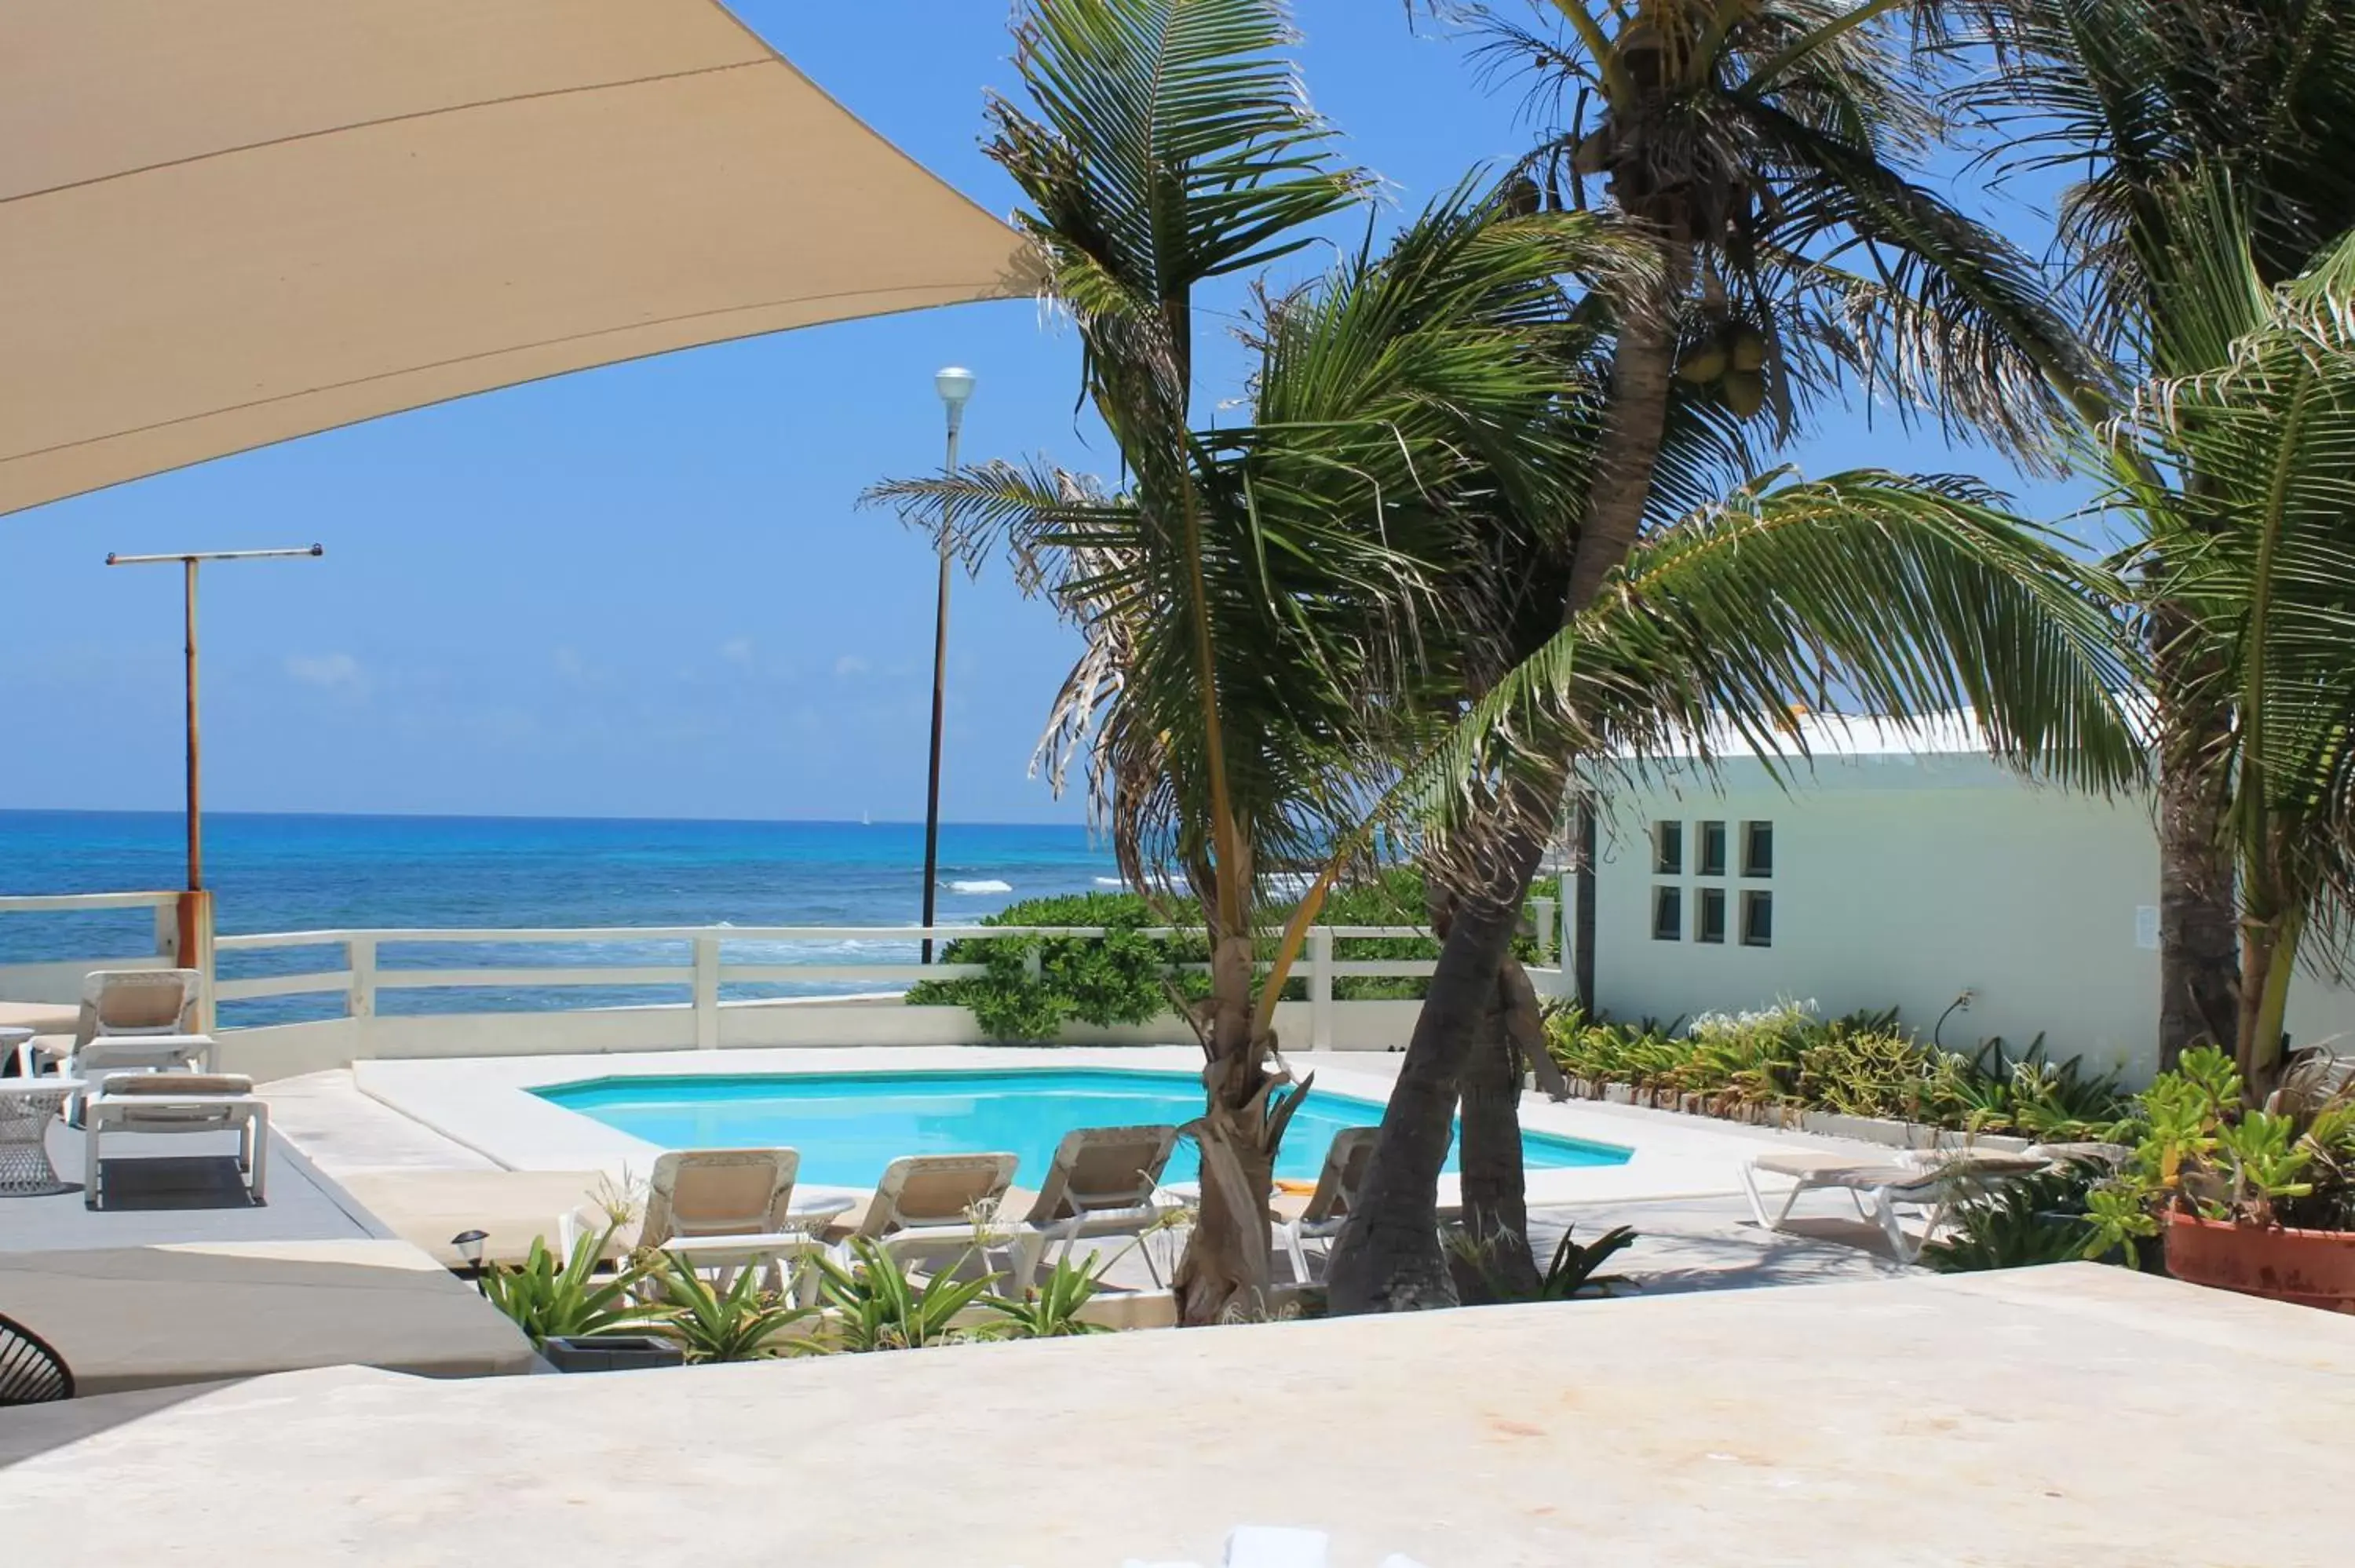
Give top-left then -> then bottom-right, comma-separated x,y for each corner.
948,879 -> 1014,895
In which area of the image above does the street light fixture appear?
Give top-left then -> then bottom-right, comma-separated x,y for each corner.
921,368 -> 975,964
104,545 -> 324,1004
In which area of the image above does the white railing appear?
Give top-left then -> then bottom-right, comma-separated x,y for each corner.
4,893 -> 1562,1060
0,891 -> 184,1003
209,899 -> 1560,1054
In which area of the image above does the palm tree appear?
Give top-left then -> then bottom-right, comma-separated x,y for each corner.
1933,0 -> 2355,1072
1324,0 -> 2115,1312
873,0 -> 1625,1323
2109,184 -> 2355,1087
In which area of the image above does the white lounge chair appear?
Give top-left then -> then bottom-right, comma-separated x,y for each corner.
1739,1147 -> 2050,1263
82,1073 -> 268,1209
837,1151 -> 1020,1280
560,1147 -> 853,1300
1273,1126 -> 1379,1284
37,971 -> 213,1120
1008,1124 -> 1180,1290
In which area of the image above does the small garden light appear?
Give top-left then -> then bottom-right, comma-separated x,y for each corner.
450,1229 -> 489,1281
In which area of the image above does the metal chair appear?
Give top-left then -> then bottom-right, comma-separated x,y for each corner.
0,1311 -> 74,1406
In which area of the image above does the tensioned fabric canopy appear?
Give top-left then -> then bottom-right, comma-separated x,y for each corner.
0,0 -> 1034,517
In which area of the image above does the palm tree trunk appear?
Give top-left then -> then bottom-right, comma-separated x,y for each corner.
1564,248 -> 1688,611
1454,997 -> 1537,1303
1328,246 -> 1684,1316
1324,819 -> 1549,1315
1174,928 -> 1280,1326
2154,600 -> 2240,1072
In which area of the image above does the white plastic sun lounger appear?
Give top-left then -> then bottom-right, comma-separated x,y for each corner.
1272,1126 -> 1379,1284
831,1151 -> 1020,1282
560,1147 -> 854,1300
83,1073 -> 268,1209
1009,1124 -> 1180,1290
1739,1147 -> 2050,1263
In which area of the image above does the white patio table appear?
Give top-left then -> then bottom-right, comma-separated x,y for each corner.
0,1071 -> 82,1197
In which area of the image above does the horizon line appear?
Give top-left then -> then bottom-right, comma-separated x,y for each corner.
0,805 -> 1093,831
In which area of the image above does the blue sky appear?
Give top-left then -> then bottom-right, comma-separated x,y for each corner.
0,2 -> 2080,825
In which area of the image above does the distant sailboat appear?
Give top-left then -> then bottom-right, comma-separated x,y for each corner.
860,809 -> 871,826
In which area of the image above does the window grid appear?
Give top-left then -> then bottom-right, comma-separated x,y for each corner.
1648,819 -> 1771,949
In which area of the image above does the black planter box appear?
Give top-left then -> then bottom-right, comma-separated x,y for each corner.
540,1336 -> 685,1373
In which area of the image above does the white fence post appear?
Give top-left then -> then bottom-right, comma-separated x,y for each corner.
154,902 -> 180,961
1309,927 -> 1335,1052
1531,898 -> 1558,967
1023,943 -> 1044,984
692,935 -> 721,1050
346,938 -> 376,1019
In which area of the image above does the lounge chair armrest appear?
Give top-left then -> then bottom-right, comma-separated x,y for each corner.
787,1196 -> 857,1223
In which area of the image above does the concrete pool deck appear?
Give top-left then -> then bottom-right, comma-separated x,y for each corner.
3,1264 -> 2348,1566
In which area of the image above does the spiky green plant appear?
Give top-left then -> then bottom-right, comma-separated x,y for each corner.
642,1253 -> 814,1364
982,1252 -> 1118,1340
809,1238 -> 1000,1353
477,1227 -> 652,1350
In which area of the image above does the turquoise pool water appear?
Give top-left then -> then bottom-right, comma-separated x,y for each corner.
534,1067 -> 1631,1188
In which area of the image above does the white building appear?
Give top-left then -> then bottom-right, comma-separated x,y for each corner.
1571,714 -> 2355,1085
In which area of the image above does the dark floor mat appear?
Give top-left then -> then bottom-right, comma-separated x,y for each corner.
90,1156 -> 261,1210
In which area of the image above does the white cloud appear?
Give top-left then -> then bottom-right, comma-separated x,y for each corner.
284,651 -> 363,691
720,637 -> 755,665
833,655 -> 870,679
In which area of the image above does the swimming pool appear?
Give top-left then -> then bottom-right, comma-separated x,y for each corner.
534,1067 -> 1631,1188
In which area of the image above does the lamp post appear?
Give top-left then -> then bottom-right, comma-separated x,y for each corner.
921,367 -> 975,964
104,545 -> 324,1003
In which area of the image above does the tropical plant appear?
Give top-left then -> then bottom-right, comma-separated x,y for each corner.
1935,0 -> 2355,1074
477,1227 -> 653,1350
808,1238 -> 999,1352
641,1253 -> 814,1364
981,1252 -> 1117,1339
1326,0 -> 2141,1316
2109,195 -> 2355,1088
1446,1221 -> 1638,1301
1919,1158 -> 2120,1273
2086,1045 -> 2355,1264
871,0 -> 1635,1324
1542,1001 -> 2134,1137
907,891 -> 1205,1040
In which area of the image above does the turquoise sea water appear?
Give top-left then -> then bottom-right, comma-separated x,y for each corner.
0,809 -> 1119,1023
536,1067 -> 1630,1187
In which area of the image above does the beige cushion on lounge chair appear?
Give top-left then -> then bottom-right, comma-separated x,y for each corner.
76,969 -> 203,1041
1020,1125 -> 1179,1228
853,1153 -> 1019,1242
104,1074 -> 253,1097
1010,1125 -> 1181,1289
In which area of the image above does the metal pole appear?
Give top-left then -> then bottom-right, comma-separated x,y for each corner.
184,558 -> 203,892
919,410 -> 962,965
105,544 -> 323,901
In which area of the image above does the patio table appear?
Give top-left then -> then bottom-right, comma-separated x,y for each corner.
0,1074 -> 83,1196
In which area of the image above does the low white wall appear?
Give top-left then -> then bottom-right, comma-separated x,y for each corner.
1584,753 -> 2355,1085
221,997 -> 1426,1082
0,954 -> 168,1006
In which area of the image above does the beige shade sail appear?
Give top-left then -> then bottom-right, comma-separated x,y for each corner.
0,0 -> 1035,518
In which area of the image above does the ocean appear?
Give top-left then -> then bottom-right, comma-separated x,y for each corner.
0,810 -> 1121,1023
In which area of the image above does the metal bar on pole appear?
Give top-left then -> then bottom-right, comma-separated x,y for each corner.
184,557 -> 202,892
922,370 -> 974,965
106,543 -> 324,911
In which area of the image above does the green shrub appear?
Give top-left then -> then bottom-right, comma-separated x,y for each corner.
1543,1001 -> 2130,1139
904,870 -> 1540,1039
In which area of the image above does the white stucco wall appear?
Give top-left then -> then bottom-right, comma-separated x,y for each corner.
1580,749 -> 2355,1085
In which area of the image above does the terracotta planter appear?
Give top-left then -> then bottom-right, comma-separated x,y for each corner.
2163,1212 -> 2355,1314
